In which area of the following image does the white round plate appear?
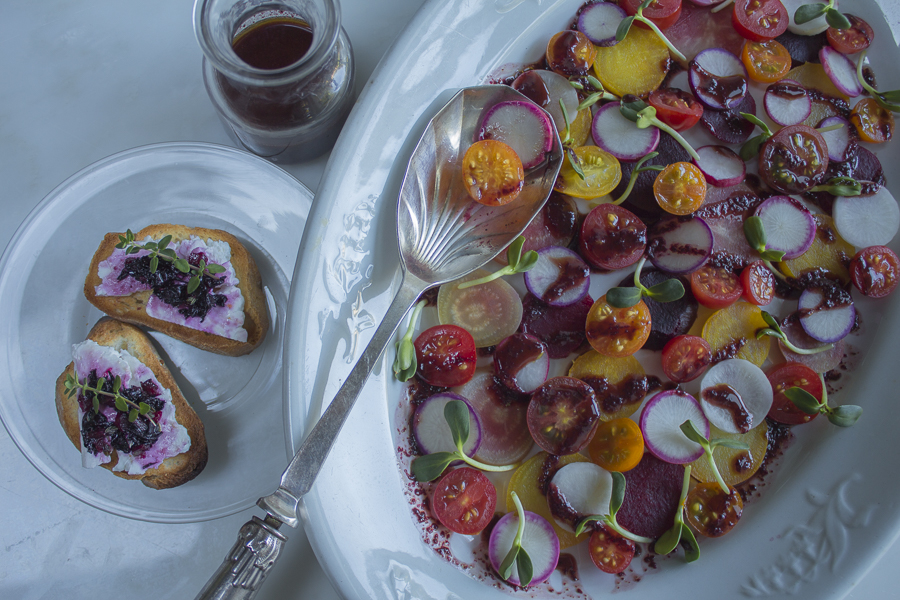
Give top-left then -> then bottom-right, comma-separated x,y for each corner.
0,142 -> 310,523
285,1 -> 900,598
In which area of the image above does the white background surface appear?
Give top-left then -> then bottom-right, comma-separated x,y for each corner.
1,1 -> 898,599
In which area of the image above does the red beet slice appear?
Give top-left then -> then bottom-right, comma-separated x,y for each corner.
519,293 -> 592,359
617,269 -> 698,351
617,453 -> 685,539
699,93 -> 757,144
774,30 -> 826,67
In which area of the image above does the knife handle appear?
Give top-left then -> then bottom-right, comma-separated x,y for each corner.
195,516 -> 287,600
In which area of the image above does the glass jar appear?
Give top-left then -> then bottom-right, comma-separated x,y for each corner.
194,0 -> 355,163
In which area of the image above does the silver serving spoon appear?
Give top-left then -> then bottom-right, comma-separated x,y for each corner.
196,85 -> 563,600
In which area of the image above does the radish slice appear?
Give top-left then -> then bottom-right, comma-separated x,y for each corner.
591,102 -> 660,161
412,393 -> 482,457
818,115 -> 853,162
693,145 -> 745,187
489,510 -> 560,586
577,1 -> 626,47
640,390 -> 708,464
479,101 -> 555,170
698,359 -> 773,434
764,81 -> 811,127
778,317 -> 845,373
754,195 -> 816,259
833,186 -> 900,248
547,462 -> 613,532
456,372 -> 534,465
783,0 -> 833,35
536,70 -> 579,133
798,286 -> 856,343
819,46 -> 863,97
647,216 -> 714,274
689,48 -> 748,110
524,246 -> 590,306
493,333 -> 550,394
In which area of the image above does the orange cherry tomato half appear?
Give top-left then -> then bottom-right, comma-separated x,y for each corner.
432,467 -> 497,535
585,295 -> 652,357
850,98 -> 894,144
461,139 -> 524,205
741,40 -> 792,83
685,482 -> 743,537
588,524 -> 636,574
661,334 -> 712,383
546,30 -> 596,77
588,417 -> 645,472
653,162 -> 707,215
690,265 -> 743,309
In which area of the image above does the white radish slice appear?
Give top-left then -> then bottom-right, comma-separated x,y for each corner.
412,393 -> 482,457
489,510 -> 560,586
536,70 -> 579,133
479,101 -> 555,170
689,48 -> 748,110
783,0 -> 833,35
764,81 -> 811,127
493,333 -> 550,394
699,359 -> 773,434
818,115 -> 853,162
547,462 -> 613,532
591,101 -> 660,161
640,390 -> 708,464
524,246 -> 590,306
833,186 -> 900,248
693,145 -> 745,187
577,1 -> 626,47
754,195 -> 816,259
819,46 -> 863,97
647,216 -> 714,274
798,286 -> 856,343
456,372 -> 534,465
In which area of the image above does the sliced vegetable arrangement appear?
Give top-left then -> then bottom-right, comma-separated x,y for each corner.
394,0 -> 896,591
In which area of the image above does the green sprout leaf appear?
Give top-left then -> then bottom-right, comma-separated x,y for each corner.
681,526 -> 701,562
824,7 -> 851,29
611,151 -> 664,205
393,299 -> 427,381
574,472 -> 653,543
809,176 -> 862,197
616,15 -> 635,42
680,420 -> 747,495
605,286 -> 643,308
757,311 -> 836,355
784,387 -> 822,415
828,404 -> 863,427
793,3 -> 827,25
456,237 -> 538,290
784,374 -> 862,427
445,400 -> 470,449
410,452 -> 456,482
645,278 -> 685,303
499,491 -> 534,586
743,216 -> 767,252
655,466 -> 693,558
607,257 -> 685,308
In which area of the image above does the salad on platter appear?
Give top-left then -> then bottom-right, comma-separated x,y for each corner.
386,0 -> 900,595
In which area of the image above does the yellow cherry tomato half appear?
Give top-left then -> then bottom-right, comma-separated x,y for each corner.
588,417 -> 644,472
585,295 -> 652,357
554,146 -> 622,199
741,40 -> 792,83
653,161 -> 707,215
461,139 -> 524,206
850,97 -> 895,144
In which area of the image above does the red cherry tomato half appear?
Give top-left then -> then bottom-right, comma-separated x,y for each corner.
850,245 -> 900,298
648,88 -> 704,132
527,376 -> 600,455
690,265 -> 743,309
414,325 -> 477,387
766,362 -> 823,425
579,203 -> 647,271
622,0 -> 683,31
740,260 -> 775,306
661,335 -> 712,383
826,15 -> 875,55
588,524 -> 636,574
432,467 -> 497,535
731,0 -> 788,42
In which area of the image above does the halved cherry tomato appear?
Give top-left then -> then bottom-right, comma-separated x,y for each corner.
740,260 -> 775,306
732,0 -> 788,41
850,98 -> 894,144
546,30 -> 596,77
766,362 -> 823,425
526,376 -> 600,455
741,40 -> 792,83
685,482 -> 743,537
432,467 -> 497,535
653,162 -> 707,215
648,88 -> 704,132
661,335 -> 712,383
461,139 -> 524,206
622,0 -> 683,31
585,295 -> 652,357
826,15 -> 875,55
690,265 -> 743,309
414,324 -> 477,387
850,245 -> 900,298
555,146 -> 622,199
759,124 -> 829,194
588,524 -> 636,574
588,417 -> 644,472
578,203 -> 647,270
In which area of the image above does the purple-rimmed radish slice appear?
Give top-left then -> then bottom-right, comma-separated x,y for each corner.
689,48 -> 748,110
698,359 -> 773,434
536,70 -> 579,133
456,372 -> 534,465
640,390 -> 708,464
592,101 -> 660,161
693,145 -> 745,187
577,1 -> 626,47
493,333 -> 550,394
778,317 -> 845,373
820,45 -> 863,97
647,216 -> 713,274
819,115 -> 853,162
833,185 -> 900,248
754,195 -> 816,259
479,101 -> 555,170
798,285 -> 856,343
524,246 -> 590,307
489,510 -> 560,586
412,393 -> 482,457
764,81 -> 811,127
547,462 -> 613,532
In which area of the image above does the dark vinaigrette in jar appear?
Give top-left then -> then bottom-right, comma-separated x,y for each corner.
232,16 -> 314,70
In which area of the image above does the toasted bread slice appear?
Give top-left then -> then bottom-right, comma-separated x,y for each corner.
84,224 -> 268,356
55,318 -> 208,489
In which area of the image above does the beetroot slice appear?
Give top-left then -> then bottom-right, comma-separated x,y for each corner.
617,453 -> 685,539
617,269 -> 698,351
700,93 -> 756,144
774,30 -> 826,66
519,293 -> 591,359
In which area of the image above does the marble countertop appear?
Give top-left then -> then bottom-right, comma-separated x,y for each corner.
1,1 -> 898,599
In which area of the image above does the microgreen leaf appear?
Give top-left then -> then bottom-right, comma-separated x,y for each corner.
499,545 -> 519,581
740,112 -> 773,136
157,234 -> 172,250
445,400 -> 471,450
681,525 -> 701,562
827,404 -> 863,427
149,255 -> 159,273
174,258 -> 190,273
645,278 -> 685,303
128,409 -> 138,423
616,15 -> 635,42
654,522 -> 683,555
760,310 -> 781,331
114,396 -> 128,412
410,452 -> 456,482
138,402 -> 151,415
187,275 -> 201,295
824,7 -> 850,29
758,249 -> 787,262
794,3 -> 827,25
112,375 -> 122,394
784,387 -> 822,415
610,471 -> 626,514
207,263 -> 226,274
612,151 -> 663,205
743,216 -> 767,252
739,134 -> 767,161
809,176 -> 862,196
516,548 -> 534,587
92,396 -> 100,413
499,492 -> 533,586
393,299 -> 426,381
605,286 -> 643,308
566,146 -> 586,181
679,419 -> 707,446
456,237 -> 537,290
